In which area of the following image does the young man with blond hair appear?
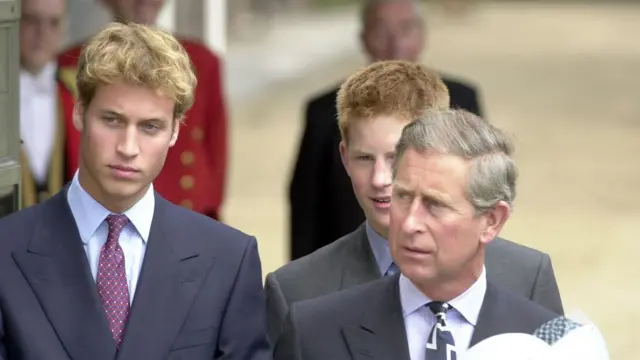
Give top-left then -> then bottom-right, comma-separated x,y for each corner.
59,0 -> 228,221
265,60 -> 563,346
0,22 -> 269,360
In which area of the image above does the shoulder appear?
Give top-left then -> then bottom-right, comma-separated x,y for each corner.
291,275 -> 391,322
491,282 -> 558,323
57,43 -> 85,67
157,195 -> 255,254
0,202 -> 46,249
440,73 -> 479,95
487,237 -> 549,265
176,36 -> 222,68
269,230 -> 357,284
306,85 -> 340,111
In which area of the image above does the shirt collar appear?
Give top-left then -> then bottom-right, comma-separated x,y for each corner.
365,221 -> 394,276
66,170 -> 155,244
399,266 -> 487,326
20,61 -> 57,94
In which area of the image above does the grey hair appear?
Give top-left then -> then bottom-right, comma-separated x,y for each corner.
393,109 -> 517,214
361,0 -> 424,28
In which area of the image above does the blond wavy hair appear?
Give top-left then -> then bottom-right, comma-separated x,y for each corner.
337,60 -> 450,144
76,21 -> 197,121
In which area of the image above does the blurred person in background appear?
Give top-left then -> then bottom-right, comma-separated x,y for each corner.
289,0 -> 484,260
58,0 -> 228,220
19,0 -> 67,208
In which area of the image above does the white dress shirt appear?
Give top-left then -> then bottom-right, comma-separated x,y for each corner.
399,267 -> 487,360
66,171 -> 154,304
20,62 -> 58,184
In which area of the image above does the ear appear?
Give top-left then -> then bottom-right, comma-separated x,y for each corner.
72,102 -> 84,131
339,140 -> 350,176
169,118 -> 181,147
479,201 -> 510,245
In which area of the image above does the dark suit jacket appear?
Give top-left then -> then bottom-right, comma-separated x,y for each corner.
0,188 -> 270,360
289,75 -> 483,260
273,274 -> 558,360
265,224 -> 563,344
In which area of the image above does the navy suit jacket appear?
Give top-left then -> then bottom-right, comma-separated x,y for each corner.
0,188 -> 271,360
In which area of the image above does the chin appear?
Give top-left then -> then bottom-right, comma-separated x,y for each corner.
101,180 -> 147,199
366,212 -> 390,232
400,261 -> 438,283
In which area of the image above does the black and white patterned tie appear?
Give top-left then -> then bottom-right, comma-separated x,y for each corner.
425,301 -> 457,360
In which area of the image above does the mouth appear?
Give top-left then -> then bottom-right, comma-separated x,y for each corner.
403,246 -> 434,257
109,165 -> 139,173
371,196 -> 391,204
108,165 -> 140,180
371,196 -> 391,209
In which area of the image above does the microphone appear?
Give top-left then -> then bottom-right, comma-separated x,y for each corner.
533,316 -> 582,345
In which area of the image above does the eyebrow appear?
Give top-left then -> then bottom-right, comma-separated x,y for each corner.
350,148 -> 396,156
100,109 -> 167,123
393,182 -> 452,204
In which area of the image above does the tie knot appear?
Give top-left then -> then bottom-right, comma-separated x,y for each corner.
106,214 -> 129,238
428,301 -> 452,316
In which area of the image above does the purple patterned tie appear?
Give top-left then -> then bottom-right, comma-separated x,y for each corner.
97,214 -> 130,349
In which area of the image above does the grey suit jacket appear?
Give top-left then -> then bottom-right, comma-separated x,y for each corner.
265,223 -> 563,344
273,274 -> 559,360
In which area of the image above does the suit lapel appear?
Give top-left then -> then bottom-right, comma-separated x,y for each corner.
470,282 -> 510,347
340,224 -> 381,289
116,195 -> 215,360
342,275 -> 410,360
12,190 -> 116,360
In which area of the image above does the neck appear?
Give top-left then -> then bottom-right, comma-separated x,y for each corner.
369,221 -> 389,239
21,62 -> 49,76
414,254 -> 485,302
77,167 -> 147,214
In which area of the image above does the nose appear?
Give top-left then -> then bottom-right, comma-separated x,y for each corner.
402,199 -> 426,234
371,158 -> 392,189
116,126 -> 140,158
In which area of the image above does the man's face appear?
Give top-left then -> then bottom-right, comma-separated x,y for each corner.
340,116 -> 408,237
20,0 -> 66,73
103,0 -> 165,24
74,81 -> 178,211
361,0 -> 425,63
389,148 -> 507,287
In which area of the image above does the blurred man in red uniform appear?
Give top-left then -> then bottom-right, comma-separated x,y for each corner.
58,0 -> 227,219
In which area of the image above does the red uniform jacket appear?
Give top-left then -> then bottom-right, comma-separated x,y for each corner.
57,37 -> 228,220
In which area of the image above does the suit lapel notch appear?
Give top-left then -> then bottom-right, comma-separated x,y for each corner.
342,325 -> 376,360
13,190 -> 116,360
117,198 -> 215,359
343,275 -> 410,360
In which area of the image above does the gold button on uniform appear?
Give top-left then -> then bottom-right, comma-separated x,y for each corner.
180,199 -> 193,209
181,151 -> 194,166
192,127 -> 204,142
180,175 -> 194,190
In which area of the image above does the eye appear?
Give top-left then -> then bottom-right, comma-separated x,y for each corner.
426,201 -> 448,215
393,191 -> 412,200
356,155 -> 372,161
142,123 -> 160,131
102,116 -> 118,124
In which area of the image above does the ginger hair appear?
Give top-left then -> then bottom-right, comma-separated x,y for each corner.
336,60 -> 450,143
76,21 -> 197,121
